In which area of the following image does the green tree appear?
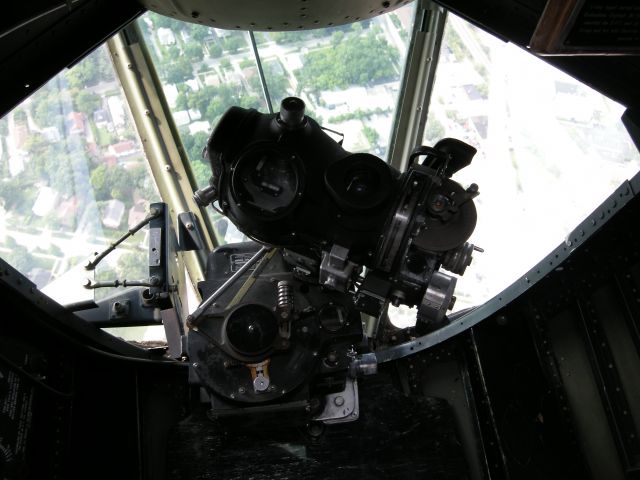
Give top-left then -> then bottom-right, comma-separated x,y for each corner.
362,125 -> 380,146
184,42 -> 204,62
190,24 -> 210,43
5,245 -> 36,272
222,35 -> 245,54
190,160 -> 211,188
258,61 -> 291,104
299,30 -> 397,92
220,57 -> 232,70
64,48 -> 114,89
166,45 -> 180,60
175,91 -> 189,110
116,252 -> 148,281
181,130 -> 210,164
163,57 -> 194,84
13,109 -> 27,124
0,117 -> 8,136
208,42 -> 223,58
425,118 -> 445,143
75,90 -> 101,116
90,164 -> 134,202
164,57 -> 193,84
32,92 -> 66,130
149,12 -> 173,29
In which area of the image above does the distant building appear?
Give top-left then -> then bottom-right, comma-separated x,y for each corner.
107,96 -> 126,127
93,109 -> 112,130
102,199 -> 125,229
173,111 -> 191,127
163,84 -> 179,108
213,28 -> 230,38
13,124 -> 29,149
41,126 -> 61,143
157,27 -> 176,46
128,200 -> 147,228
66,111 -> 86,135
28,268 -> 52,289
321,87 -> 367,110
185,79 -> 200,91
108,140 -> 138,159
56,196 -> 79,227
189,120 -> 210,135
102,154 -> 117,167
173,109 -> 202,127
204,73 -> 221,87
32,186 -> 58,217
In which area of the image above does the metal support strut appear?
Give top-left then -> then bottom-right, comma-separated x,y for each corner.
186,246 -> 270,327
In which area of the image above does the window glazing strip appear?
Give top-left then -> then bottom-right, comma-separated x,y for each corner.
108,25 -> 215,300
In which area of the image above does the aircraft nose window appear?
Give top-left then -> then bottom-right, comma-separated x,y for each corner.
137,5 -> 416,245
0,45 -> 165,342
398,13 -> 640,321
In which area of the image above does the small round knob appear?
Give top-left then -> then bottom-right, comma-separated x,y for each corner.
279,97 -> 306,128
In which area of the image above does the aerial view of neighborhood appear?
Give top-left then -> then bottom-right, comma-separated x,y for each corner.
1,4 -> 638,317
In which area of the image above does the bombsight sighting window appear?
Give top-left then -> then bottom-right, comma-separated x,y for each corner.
137,5 -> 416,244
409,14 -> 640,317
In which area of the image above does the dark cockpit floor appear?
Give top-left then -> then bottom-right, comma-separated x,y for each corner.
167,377 -> 468,479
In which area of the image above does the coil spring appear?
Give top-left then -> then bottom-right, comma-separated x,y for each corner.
277,281 -> 294,310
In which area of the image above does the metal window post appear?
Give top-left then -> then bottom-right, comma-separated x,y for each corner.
107,23 -> 216,302
388,0 -> 447,172
249,31 -> 274,114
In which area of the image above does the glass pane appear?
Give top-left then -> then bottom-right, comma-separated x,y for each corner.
138,13 -> 271,243
256,5 -> 415,158
423,14 -> 640,311
138,7 -> 416,245
0,45 -> 160,306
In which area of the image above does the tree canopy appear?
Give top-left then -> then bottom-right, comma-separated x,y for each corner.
299,30 -> 398,92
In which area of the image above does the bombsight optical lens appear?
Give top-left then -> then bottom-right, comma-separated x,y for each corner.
225,305 -> 278,356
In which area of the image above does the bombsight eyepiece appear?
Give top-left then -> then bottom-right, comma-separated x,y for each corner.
278,97 -> 306,128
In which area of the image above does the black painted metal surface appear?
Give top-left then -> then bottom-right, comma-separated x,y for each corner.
466,186 -> 640,478
167,374 -> 469,480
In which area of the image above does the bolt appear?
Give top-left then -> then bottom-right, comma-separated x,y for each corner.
144,110 -> 151,116
334,395 -> 345,407
238,387 -> 246,394
307,422 -> 324,437
186,222 -> 194,230
164,164 -> 172,172
192,362 -> 199,368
